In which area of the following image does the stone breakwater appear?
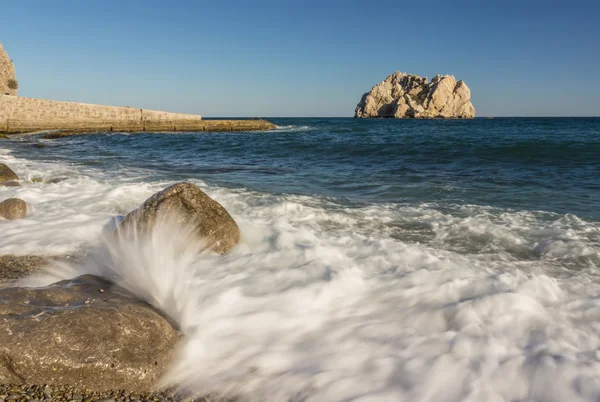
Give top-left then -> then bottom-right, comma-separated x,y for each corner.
0,95 -> 275,133
355,71 -> 475,119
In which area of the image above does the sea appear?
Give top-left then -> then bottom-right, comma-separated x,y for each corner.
1,117 -> 600,401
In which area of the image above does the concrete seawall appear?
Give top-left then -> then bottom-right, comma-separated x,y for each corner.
0,95 -> 275,133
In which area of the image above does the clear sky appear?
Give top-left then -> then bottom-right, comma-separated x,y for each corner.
1,0 -> 598,117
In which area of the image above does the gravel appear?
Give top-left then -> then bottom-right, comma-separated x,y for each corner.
0,384 -> 233,402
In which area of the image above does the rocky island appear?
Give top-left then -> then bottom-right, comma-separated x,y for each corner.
355,72 -> 475,119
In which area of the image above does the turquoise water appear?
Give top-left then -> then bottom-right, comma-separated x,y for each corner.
2,117 -> 600,401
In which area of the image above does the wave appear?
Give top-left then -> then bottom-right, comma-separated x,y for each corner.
273,125 -> 314,132
4,150 -> 600,401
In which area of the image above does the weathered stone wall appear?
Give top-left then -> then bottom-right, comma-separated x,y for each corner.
0,44 -> 17,96
0,95 -> 202,124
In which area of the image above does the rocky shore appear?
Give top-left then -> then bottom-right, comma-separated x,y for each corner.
0,162 -> 242,400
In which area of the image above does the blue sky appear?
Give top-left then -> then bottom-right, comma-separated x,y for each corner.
1,0 -> 598,117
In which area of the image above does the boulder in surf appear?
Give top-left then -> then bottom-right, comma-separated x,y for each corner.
0,163 -> 18,183
119,182 -> 240,254
0,275 -> 180,391
0,198 -> 27,220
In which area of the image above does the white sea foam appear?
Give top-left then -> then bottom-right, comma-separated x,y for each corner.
273,125 -> 314,132
3,150 -> 600,401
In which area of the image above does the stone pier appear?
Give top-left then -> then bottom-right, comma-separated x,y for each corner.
0,95 -> 275,134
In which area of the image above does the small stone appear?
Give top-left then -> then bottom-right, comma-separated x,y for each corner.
42,386 -> 52,398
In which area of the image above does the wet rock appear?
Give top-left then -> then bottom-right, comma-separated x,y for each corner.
0,255 -> 48,282
0,180 -> 20,187
0,163 -> 18,183
0,198 -> 27,220
0,275 -> 181,391
120,182 -> 240,254
46,177 -> 69,184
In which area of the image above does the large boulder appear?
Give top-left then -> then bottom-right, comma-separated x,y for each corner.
119,182 -> 240,254
0,163 -> 18,183
0,275 -> 180,391
0,198 -> 27,220
355,72 -> 475,118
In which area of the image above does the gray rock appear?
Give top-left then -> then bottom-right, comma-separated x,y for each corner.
119,182 -> 240,254
355,71 -> 476,119
0,274 -> 180,392
0,163 -> 18,183
0,198 -> 27,220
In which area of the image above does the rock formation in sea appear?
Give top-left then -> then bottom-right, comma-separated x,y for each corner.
354,72 -> 475,118
0,43 -> 17,96
119,182 -> 240,254
0,275 -> 180,391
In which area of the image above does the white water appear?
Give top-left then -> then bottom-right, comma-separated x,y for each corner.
3,149 -> 600,401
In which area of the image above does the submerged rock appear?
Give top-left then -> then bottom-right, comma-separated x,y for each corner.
0,255 -> 80,285
355,72 -> 475,118
0,255 -> 48,282
0,274 -> 180,391
0,198 -> 27,220
0,163 -> 18,183
119,182 -> 240,254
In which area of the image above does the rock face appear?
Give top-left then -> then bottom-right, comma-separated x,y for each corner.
120,182 -> 240,254
0,275 -> 180,391
0,163 -> 18,183
0,43 -> 17,96
355,72 -> 475,119
0,198 -> 27,220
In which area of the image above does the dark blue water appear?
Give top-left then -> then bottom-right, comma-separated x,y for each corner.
6,117 -> 600,220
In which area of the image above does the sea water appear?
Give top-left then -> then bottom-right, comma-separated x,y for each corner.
1,118 -> 600,401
